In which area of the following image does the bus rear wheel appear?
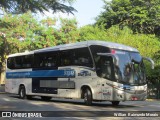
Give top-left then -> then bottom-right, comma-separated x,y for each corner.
19,86 -> 26,99
112,101 -> 120,106
84,88 -> 92,105
41,96 -> 52,101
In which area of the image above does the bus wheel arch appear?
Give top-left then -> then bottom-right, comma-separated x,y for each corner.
19,84 -> 26,99
81,85 -> 93,105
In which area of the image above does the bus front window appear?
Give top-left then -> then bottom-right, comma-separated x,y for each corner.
131,53 -> 146,85
115,51 -> 133,84
116,51 -> 146,85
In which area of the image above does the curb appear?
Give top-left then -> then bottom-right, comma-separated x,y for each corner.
146,99 -> 160,101
0,92 -> 5,94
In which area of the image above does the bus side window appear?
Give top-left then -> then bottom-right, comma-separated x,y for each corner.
60,50 -> 72,66
7,55 -> 33,69
34,52 -> 58,68
73,47 -> 93,67
14,57 -> 22,69
7,57 -> 15,69
22,55 -> 33,68
89,45 -> 110,67
60,47 -> 93,68
97,56 -> 113,80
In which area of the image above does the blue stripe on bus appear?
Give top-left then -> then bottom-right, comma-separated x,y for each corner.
6,70 -> 75,79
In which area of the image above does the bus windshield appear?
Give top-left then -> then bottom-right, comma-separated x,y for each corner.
115,51 -> 146,85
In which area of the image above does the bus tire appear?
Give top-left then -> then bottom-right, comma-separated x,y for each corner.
112,101 -> 120,106
41,96 -> 52,101
84,88 -> 92,105
19,86 -> 26,99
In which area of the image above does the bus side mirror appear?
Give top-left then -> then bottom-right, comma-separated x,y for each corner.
143,57 -> 154,69
97,53 -> 119,66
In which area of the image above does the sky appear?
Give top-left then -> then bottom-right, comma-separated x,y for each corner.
40,0 -> 106,27
72,0 -> 105,27
0,0 -> 107,27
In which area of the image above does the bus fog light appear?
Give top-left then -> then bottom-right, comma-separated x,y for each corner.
117,90 -> 123,94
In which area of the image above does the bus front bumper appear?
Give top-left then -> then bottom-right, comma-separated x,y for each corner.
114,90 -> 147,101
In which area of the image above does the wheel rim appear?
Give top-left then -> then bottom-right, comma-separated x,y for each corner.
84,92 -> 88,102
20,89 -> 24,98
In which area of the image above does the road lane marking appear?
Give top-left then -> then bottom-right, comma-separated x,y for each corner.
3,98 -> 10,101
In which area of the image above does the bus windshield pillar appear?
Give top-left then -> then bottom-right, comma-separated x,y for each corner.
143,57 -> 154,69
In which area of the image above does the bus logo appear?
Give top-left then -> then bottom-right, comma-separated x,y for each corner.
78,70 -> 91,76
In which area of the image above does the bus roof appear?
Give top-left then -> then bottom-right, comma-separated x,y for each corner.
34,40 -> 138,53
8,51 -> 34,57
8,40 -> 138,57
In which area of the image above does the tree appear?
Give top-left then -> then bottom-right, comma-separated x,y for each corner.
78,24 -> 160,77
0,13 -> 44,72
40,17 -> 80,45
78,24 -> 107,41
0,13 -> 80,73
96,0 -> 160,35
0,0 -> 76,14
57,17 -> 79,44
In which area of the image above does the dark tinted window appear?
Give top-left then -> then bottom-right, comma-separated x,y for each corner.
7,55 -> 33,69
60,47 -> 93,67
7,57 -> 15,69
34,52 -> 58,68
96,56 -> 114,80
90,45 -> 110,67
60,50 -> 73,66
22,55 -> 33,68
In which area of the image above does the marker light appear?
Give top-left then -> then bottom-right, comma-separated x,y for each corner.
111,49 -> 116,54
131,97 -> 138,101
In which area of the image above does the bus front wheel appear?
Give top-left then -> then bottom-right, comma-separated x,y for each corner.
84,88 -> 92,105
112,101 -> 120,106
19,86 -> 26,99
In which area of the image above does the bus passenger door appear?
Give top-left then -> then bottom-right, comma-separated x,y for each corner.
58,47 -> 95,99
96,56 -> 114,100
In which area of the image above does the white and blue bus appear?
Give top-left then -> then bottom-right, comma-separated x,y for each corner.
5,40 -> 154,105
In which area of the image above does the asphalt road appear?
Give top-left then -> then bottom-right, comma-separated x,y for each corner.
0,93 -> 160,120
0,85 -> 4,93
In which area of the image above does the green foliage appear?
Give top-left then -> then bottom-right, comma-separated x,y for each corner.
0,13 -> 43,71
78,24 -> 107,41
0,12 -> 79,71
79,24 -> 160,77
0,0 -> 76,14
105,26 -> 160,77
94,0 -> 160,85
40,17 -> 80,45
57,18 -> 79,44
0,10 -> 160,83
96,0 -> 160,35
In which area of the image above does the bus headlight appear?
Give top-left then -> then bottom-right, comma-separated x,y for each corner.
117,90 -> 123,94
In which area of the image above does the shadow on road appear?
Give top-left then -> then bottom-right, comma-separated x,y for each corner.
9,94 -> 137,109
